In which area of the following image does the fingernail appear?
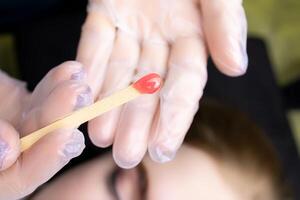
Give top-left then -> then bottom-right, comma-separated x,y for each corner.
0,137 -> 9,169
114,158 -> 140,169
71,69 -> 86,81
239,41 -> 248,72
61,129 -> 85,161
238,8 -> 248,73
113,149 -> 142,169
149,145 -> 176,163
75,86 -> 93,110
228,40 -> 248,75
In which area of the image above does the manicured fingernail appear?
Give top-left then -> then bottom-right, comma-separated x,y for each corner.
61,129 -> 85,161
149,145 -> 176,163
0,137 -> 9,169
75,86 -> 93,110
71,69 -> 86,81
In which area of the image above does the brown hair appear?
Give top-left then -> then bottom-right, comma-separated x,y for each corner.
185,99 -> 292,199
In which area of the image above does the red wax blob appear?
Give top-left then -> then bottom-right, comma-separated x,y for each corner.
133,73 -> 162,94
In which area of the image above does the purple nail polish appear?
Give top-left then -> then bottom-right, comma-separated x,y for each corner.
0,137 -> 8,169
75,86 -> 93,110
71,69 -> 86,81
151,146 -> 176,163
62,130 -> 85,162
149,139 -> 178,163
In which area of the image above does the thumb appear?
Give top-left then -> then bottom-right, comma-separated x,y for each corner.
0,120 -> 20,171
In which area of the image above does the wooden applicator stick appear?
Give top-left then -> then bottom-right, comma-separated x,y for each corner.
20,73 -> 162,152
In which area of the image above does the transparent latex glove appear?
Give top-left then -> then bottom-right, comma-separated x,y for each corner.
0,61 -> 93,200
77,0 -> 248,168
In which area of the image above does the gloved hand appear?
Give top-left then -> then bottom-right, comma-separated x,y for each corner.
77,0 -> 248,168
0,61 -> 92,199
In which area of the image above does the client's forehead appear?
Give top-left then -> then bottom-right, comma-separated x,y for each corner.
143,145 -> 239,200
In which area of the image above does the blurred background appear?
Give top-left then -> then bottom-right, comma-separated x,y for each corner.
0,0 -> 299,198
245,0 -> 300,152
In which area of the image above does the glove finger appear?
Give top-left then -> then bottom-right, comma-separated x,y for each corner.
20,80 -> 93,137
148,36 -> 207,163
88,31 -> 140,148
26,61 -> 86,114
76,9 -> 116,95
113,37 -> 169,168
201,0 -> 248,76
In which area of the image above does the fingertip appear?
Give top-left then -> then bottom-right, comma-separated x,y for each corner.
212,49 -> 248,77
209,33 -> 248,77
88,129 -> 113,148
90,134 -> 113,148
38,81 -> 93,126
59,129 -> 86,163
0,120 -> 20,171
202,0 -> 248,77
148,144 -> 177,163
112,138 -> 144,169
112,149 -> 141,169
88,116 -> 116,148
112,104 -> 153,169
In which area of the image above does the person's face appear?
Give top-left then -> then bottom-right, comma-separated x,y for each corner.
32,145 -> 240,200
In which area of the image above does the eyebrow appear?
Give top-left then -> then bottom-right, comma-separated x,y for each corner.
106,164 -> 149,200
